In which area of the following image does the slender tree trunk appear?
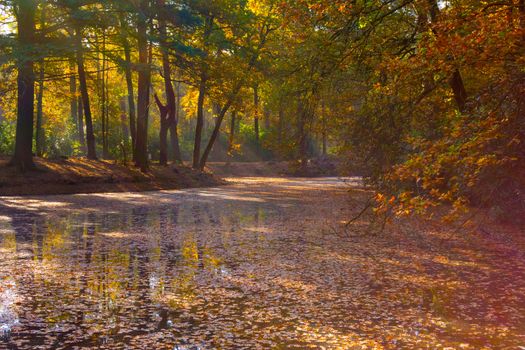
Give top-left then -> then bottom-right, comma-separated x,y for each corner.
278,100 -> 284,147
199,101 -> 231,170
105,52 -> 110,157
321,99 -> 327,156
198,22 -> 271,170
120,15 -> 136,160
34,6 -> 46,158
157,0 -> 181,164
11,0 -> 36,171
264,105 -> 270,130
228,110 -> 236,156
198,78 -> 248,169
169,122 -> 182,163
69,58 -> 78,142
35,60 -> 44,156
192,15 -> 213,169
159,123 -> 168,165
170,81 -> 183,163
75,27 -> 97,159
193,73 -> 207,168
297,99 -> 308,170
154,93 -> 169,165
253,84 -> 260,148
77,95 -> 85,153
449,69 -> 467,112
119,96 -> 129,148
101,31 -> 109,158
135,0 -> 151,171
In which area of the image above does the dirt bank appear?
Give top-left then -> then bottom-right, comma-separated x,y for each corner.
0,156 -> 224,196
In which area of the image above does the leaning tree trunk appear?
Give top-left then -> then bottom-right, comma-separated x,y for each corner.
11,0 -> 37,171
198,22 -> 271,170
75,27 -> 97,159
134,0 -> 151,171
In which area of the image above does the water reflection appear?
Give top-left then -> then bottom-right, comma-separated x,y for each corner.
0,278 -> 19,341
0,191 -> 285,348
0,179 -> 524,349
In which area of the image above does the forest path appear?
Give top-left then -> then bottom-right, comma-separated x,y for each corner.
0,177 -> 524,349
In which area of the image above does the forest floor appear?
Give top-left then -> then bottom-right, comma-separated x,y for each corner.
0,156 -> 223,196
0,177 -> 524,348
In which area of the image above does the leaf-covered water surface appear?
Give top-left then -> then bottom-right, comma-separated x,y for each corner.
0,178 -> 524,349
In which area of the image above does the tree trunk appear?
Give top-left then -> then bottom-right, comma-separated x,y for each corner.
35,60 -> 45,157
199,101 -> 230,170
321,99 -> 327,156
297,99 -> 308,170
120,15 -> 136,160
159,123 -> 168,165
157,0 -> 181,164
119,96 -> 129,148
193,73 -> 207,168
105,52 -> 110,156
69,59 -> 78,144
449,69 -> 467,112
169,122 -> 182,164
264,105 -> 270,130
278,101 -> 284,147
75,27 -> 97,160
154,93 -> 169,165
253,84 -> 260,148
198,22 -> 271,170
77,95 -> 85,154
135,0 -> 151,171
193,15 -> 214,169
170,81 -> 183,163
34,6 -> 46,158
228,110 -> 236,155
11,0 -> 36,171
101,31 -> 109,158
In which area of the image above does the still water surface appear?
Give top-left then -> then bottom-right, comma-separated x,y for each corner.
0,178 -> 524,349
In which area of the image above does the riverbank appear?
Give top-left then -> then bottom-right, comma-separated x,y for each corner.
0,156 -> 224,196
0,156 -> 342,196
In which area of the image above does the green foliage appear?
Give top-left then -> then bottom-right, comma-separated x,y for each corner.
0,120 -> 14,155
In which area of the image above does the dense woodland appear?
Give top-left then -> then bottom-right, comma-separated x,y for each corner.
0,0 -> 524,220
